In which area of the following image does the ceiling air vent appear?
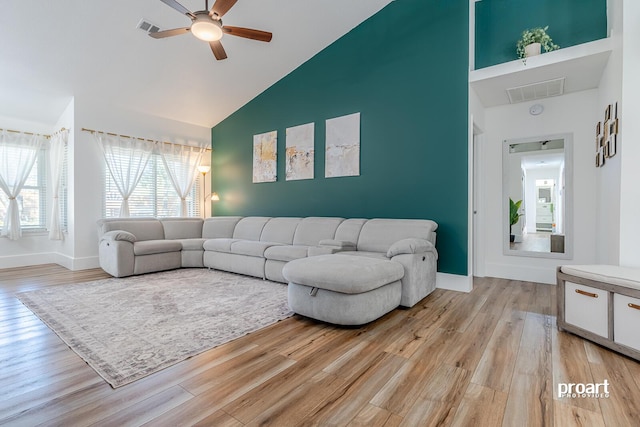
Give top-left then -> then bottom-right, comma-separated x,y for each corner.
137,19 -> 160,34
506,77 -> 565,104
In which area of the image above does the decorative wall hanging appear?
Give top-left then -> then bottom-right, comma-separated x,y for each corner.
325,112 -> 361,178
253,130 -> 277,183
595,102 -> 620,167
285,123 -> 314,181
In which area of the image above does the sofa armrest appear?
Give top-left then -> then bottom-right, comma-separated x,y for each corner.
318,239 -> 357,250
101,230 -> 137,243
98,231 -> 136,277
387,238 -> 437,259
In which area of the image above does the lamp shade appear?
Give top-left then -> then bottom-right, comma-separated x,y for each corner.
191,16 -> 223,42
197,165 -> 211,174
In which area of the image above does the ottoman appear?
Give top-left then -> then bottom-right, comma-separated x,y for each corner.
282,254 -> 405,325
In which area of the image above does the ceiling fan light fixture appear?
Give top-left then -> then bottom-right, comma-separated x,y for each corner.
191,15 -> 223,41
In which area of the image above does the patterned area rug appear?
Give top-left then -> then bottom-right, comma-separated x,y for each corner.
17,269 -> 293,388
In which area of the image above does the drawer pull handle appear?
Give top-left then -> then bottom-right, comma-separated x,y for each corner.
575,289 -> 598,298
628,303 -> 640,311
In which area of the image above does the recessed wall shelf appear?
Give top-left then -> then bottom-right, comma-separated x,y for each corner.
470,38 -> 614,107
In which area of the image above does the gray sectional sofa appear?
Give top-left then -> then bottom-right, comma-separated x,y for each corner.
97,216 -> 438,324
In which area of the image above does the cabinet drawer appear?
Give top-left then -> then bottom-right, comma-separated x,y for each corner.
614,294 -> 640,351
565,282 -> 608,337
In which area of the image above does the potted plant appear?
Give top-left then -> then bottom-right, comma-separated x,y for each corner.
509,198 -> 523,242
516,26 -> 559,60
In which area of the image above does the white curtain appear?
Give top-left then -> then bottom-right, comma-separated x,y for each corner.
159,142 -> 206,217
0,130 -> 46,240
48,129 -> 69,240
95,133 -> 154,217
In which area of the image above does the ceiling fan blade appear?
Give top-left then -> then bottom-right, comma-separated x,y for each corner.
160,0 -> 195,19
210,0 -> 237,18
209,40 -> 228,60
222,26 -> 272,42
149,27 -> 191,39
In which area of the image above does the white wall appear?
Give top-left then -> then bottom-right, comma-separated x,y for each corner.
69,97 -> 211,270
618,0 -> 640,268
595,0 -> 623,265
0,112 -> 69,269
0,97 -> 211,270
480,90 -> 599,284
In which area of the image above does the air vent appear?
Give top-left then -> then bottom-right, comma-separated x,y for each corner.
137,19 -> 160,34
506,77 -> 565,104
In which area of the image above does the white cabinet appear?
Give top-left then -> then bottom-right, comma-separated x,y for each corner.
557,266 -> 640,362
614,294 -> 640,352
564,282 -> 608,338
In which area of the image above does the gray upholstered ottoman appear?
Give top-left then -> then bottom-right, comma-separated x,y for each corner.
282,254 -> 404,325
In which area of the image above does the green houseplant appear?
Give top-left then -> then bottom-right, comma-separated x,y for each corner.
516,26 -> 560,59
509,198 -> 523,242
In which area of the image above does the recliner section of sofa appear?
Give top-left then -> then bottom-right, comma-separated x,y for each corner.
97,215 -> 438,308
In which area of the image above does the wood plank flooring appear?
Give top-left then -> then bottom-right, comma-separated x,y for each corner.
1,264 -> 639,426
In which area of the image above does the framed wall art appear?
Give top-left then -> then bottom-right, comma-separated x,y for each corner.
253,130 -> 277,183
325,112 -> 360,178
285,123 -> 314,181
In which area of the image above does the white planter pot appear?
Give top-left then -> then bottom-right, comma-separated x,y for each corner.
525,42 -> 542,57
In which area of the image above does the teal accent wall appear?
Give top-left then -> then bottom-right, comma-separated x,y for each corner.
211,0 -> 469,275
475,0 -> 607,69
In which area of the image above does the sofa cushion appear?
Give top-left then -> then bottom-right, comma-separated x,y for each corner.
357,219 -> 438,253
230,240 -> 284,257
133,240 -> 182,256
178,238 -> 207,251
560,265 -> 640,291
233,217 -> 271,240
260,217 -> 301,244
283,254 -> 404,294
98,218 -> 165,241
202,216 -> 243,239
334,218 -> 368,245
160,218 -> 204,240
203,238 -> 238,253
264,245 -> 310,262
293,217 -> 344,246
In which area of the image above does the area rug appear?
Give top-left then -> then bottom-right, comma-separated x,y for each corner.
17,268 -> 293,388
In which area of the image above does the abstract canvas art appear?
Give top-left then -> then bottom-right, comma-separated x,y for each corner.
253,130 -> 277,183
285,123 -> 314,181
325,112 -> 360,178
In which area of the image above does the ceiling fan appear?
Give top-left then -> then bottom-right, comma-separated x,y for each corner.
150,0 -> 272,60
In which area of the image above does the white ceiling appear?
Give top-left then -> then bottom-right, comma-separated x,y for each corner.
0,0 -> 392,128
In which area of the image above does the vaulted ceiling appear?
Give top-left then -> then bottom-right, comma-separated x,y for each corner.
0,0 -> 392,128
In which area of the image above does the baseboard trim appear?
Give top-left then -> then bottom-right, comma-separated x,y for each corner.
0,252 -> 56,269
484,262 -> 556,285
0,252 -> 100,271
52,253 -> 100,271
436,272 -> 473,293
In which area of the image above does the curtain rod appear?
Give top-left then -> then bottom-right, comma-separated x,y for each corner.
0,127 -> 68,139
81,127 -> 212,152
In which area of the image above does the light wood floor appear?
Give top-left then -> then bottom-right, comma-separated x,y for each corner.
1,265 -> 640,426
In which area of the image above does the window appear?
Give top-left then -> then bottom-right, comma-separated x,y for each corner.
0,147 -> 49,232
103,153 -> 201,218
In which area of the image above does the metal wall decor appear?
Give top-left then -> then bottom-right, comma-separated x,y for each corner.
595,102 -> 620,167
